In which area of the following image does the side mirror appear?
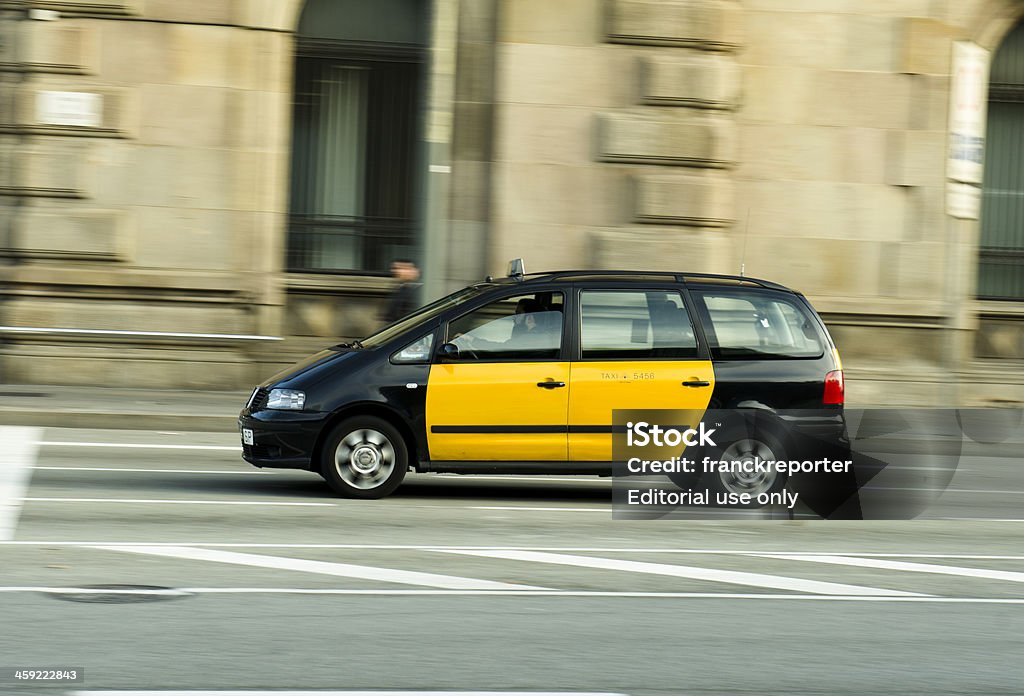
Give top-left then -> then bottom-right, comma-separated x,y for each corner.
439,342 -> 460,360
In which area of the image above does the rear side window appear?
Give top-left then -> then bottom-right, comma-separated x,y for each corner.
693,289 -> 824,359
579,290 -> 698,360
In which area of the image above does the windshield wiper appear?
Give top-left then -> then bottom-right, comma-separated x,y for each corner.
335,339 -> 364,350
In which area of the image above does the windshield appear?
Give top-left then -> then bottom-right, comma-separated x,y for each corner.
358,285 -> 489,349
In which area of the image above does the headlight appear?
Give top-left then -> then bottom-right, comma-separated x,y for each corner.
266,388 -> 305,410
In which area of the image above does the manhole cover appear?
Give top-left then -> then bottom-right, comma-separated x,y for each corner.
46,584 -> 193,603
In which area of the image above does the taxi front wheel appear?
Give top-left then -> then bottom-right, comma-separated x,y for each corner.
321,416 -> 408,499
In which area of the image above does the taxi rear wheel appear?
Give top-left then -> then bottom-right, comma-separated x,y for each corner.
705,429 -> 788,503
321,416 -> 408,499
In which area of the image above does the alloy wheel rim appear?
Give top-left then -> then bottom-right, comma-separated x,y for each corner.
335,428 -> 396,490
717,438 -> 778,496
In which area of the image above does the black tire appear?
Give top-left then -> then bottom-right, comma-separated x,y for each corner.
321,416 -> 408,499
701,426 -> 789,505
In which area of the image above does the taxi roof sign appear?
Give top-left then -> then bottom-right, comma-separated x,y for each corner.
507,258 -> 526,278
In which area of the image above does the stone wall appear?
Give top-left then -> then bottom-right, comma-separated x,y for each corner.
489,0 -> 1024,406
0,0 -> 297,386
3,0 -> 1024,405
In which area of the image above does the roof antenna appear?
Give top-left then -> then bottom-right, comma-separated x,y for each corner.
739,207 -> 751,278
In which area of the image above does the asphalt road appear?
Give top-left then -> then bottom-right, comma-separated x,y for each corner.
2,425 -> 1024,696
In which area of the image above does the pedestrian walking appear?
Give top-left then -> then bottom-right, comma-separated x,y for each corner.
383,259 -> 421,323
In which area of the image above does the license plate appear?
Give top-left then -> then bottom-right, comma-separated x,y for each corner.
241,428 -> 254,446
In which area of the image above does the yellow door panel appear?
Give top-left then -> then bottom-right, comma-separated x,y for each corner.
426,362 -> 570,461
567,361 -> 715,461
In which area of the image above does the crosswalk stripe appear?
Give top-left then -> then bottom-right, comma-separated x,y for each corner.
0,427 -> 41,541
758,553 -> 1024,584
433,549 -> 926,597
93,545 -> 548,591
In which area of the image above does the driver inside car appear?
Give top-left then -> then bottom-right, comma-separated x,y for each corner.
452,299 -> 561,355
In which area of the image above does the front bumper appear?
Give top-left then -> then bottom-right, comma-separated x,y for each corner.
237,408 -> 327,471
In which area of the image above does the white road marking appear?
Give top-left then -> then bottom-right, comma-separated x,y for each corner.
433,549 -> 927,597
3,542 -> 1024,559
941,518 -> 1024,522
0,427 -> 41,541
40,587 -> 194,596
878,466 -> 966,471
24,498 -> 334,507
421,505 -> 768,518
1,586 -> 1021,604
75,687 -> 626,691
40,441 -> 240,451
34,466 -> 272,475
472,506 -> 608,512
93,545 -> 549,591
863,486 -> 1024,495
759,554 -> 1024,584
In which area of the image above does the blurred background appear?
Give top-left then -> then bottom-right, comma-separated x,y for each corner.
1,0 -> 1023,406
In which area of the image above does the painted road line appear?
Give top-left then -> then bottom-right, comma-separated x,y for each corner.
939,518 -> 1024,522
0,427 -> 41,541
466,506 -> 767,518
37,587 -> 194,597
3,586 -> 1023,603
464,505 -> 770,515
23,498 -> 334,506
472,506 -> 608,512
759,553 -> 1024,584
433,549 -> 927,597
33,466 -> 273,475
5,542 -> 1024,559
862,486 -> 1024,495
39,441 -> 240,451
93,545 -> 549,591
74,687 -> 630,691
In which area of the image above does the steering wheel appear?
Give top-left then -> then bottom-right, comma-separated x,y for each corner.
450,334 -> 479,360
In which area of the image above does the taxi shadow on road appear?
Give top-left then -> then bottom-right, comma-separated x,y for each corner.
392,475 -> 611,504
92,470 -> 612,505
239,474 -> 612,504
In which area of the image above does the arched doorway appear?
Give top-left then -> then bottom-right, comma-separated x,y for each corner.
979,20 -> 1024,300
287,0 -> 428,275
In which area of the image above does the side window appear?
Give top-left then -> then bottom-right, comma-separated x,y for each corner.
445,292 -> 564,361
391,332 -> 434,364
694,289 -> 824,359
579,290 -> 698,360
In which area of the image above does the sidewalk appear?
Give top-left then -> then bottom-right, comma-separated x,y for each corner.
0,384 -> 248,431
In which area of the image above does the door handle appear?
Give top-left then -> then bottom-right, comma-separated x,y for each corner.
682,380 -> 710,387
536,381 -> 566,389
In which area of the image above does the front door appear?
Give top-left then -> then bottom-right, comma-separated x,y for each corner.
426,291 -> 569,461
568,289 -> 715,461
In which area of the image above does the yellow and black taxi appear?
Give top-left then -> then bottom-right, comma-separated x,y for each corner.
239,261 -> 845,499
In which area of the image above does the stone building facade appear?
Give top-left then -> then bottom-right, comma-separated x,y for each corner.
1,0 -> 1023,406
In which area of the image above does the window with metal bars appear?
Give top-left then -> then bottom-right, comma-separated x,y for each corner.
979,22 -> 1024,300
287,48 -> 422,274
